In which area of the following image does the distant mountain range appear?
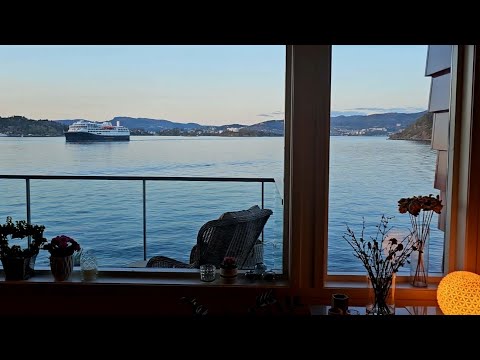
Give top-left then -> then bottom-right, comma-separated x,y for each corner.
0,111 -> 427,137
56,117 -> 204,131
54,117 -> 285,136
331,111 -> 426,132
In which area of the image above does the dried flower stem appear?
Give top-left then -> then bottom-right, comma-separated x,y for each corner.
398,194 -> 443,287
409,208 -> 434,286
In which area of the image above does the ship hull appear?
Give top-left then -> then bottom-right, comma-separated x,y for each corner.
65,132 -> 130,142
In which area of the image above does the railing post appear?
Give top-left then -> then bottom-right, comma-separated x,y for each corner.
261,181 -> 265,242
261,181 -> 264,210
26,178 -> 31,246
143,180 -> 147,261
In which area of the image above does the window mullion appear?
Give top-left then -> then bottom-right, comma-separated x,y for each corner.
288,45 -> 331,289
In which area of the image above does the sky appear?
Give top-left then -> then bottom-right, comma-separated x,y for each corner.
0,45 -> 430,125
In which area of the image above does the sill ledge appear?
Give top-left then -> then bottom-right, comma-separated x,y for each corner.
0,269 -> 289,288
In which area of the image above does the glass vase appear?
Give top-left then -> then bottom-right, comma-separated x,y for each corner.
366,274 -> 396,315
410,229 -> 429,287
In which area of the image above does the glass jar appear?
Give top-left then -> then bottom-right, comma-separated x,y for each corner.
80,249 -> 98,281
199,264 -> 216,282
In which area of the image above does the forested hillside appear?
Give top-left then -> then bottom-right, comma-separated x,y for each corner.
0,116 -> 67,136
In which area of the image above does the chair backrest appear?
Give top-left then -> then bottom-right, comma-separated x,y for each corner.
192,206 -> 273,269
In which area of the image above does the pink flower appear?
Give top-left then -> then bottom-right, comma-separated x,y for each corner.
43,235 -> 81,257
221,256 -> 237,269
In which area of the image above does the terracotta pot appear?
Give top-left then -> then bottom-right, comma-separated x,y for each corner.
220,267 -> 238,283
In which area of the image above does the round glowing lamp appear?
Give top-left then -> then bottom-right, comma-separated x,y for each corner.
437,271 -> 480,315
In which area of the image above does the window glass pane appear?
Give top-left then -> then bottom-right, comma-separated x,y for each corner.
0,45 -> 285,273
328,45 -> 445,274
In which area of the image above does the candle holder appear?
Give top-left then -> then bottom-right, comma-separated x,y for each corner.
80,249 -> 98,281
199,264 -> 216,282
332,293 -> 349,314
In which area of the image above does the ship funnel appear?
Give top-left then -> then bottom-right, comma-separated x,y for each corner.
117,121 -> 120,127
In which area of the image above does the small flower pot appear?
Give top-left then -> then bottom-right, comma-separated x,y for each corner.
50,254 -> 74,281
220,267 -> 238,283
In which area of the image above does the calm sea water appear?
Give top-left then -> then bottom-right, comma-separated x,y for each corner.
0,136 -> 443,273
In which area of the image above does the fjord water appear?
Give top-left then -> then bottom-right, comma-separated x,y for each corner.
0,136 -> 443,273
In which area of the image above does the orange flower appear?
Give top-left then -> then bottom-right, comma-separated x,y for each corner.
398,194 -> 443,251
397,194 -> 443,217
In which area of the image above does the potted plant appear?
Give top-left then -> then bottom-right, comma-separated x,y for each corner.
0,216 -> 47,280
43,235 -> 81,281
220,256 -> 238,282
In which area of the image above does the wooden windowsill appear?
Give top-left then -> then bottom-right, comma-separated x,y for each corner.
0,269 -> 289,288
324,280 -> 438,291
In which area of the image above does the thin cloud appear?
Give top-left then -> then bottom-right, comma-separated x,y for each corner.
347,107 -> 426,114
351,107 -> 387,111
257,110 -> 285,117
331,110 -> 367,117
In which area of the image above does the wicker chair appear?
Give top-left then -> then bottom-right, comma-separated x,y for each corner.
146,205 -> 273,269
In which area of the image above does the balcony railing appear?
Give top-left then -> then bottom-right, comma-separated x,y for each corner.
0,175 -> 280,266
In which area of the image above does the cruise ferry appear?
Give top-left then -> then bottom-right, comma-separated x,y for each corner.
64,120 -> 130,142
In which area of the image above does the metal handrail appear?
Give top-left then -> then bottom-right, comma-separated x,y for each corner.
0,175 -> 276,261
0,175 -> 275,182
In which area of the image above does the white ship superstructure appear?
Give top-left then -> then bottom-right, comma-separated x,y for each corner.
65,120 -> 130,141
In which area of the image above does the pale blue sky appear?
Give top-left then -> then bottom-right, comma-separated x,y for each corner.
0,45 -> 430,125
331,45 -> 429,116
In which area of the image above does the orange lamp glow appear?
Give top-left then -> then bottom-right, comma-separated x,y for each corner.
437,271 -> 480,315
